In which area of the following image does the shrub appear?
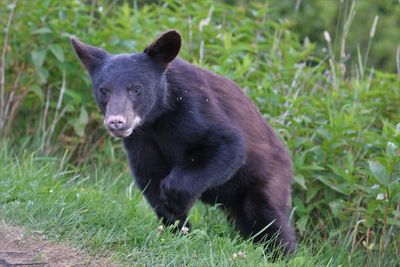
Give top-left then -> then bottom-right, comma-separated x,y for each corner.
0,0 -> 398,258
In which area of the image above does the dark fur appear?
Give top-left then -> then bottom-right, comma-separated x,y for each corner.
71,30 -> 296,254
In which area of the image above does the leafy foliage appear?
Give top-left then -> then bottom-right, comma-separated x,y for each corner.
268,0 -> 400,73
0,0 -> 399,264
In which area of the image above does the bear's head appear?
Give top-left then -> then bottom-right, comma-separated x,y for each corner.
71,30 -> 181,137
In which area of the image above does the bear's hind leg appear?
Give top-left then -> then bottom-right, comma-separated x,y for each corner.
233,193 -> 296,256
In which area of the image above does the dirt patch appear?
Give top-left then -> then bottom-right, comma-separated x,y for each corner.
0,223 -> 115,267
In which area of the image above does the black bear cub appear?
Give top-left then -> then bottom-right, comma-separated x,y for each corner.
71,30 -> 296,254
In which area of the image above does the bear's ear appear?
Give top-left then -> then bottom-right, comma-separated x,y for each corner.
143,30 -> 181,67
70,37 -> 108,76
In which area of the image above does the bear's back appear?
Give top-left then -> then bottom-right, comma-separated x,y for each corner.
166,59 -> 286,153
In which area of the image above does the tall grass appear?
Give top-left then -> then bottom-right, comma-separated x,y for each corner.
0,0 -> 399,265
1,144 -> 398,266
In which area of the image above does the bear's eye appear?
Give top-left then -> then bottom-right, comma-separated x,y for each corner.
99,87 -> 110,97
128,85 -> 141,95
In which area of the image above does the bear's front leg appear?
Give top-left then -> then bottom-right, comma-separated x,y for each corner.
138,178 -> 190,230
160,174 -> 199,216
160,128 -> 246,215
123,137 -> 190,230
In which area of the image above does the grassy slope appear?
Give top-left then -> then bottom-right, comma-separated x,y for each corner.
0,143 -> 395,267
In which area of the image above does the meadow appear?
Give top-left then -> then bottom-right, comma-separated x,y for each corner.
0,1 -> 399,266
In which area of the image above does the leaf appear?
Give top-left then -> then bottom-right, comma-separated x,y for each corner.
368,161 -> 389,186
73,121 -> 85,137
364,216 -> 375,228
294,174 -> 307,190
64,103 -> 74,113
31,27 -> 52,35
387,218 -> 400,226
315,175 -> 351,195
396,123 -> 400,136
392,210 -> 400,218
49,44 -> 64,62
223,32 -> 232,50
366,200 -> 380,214
73,106 -> 89,137
64,90 -> 82,102
79,106 -> 89,125
296,215 -> 308,235
31,49 -> 47,69
30,85 -> 44,102
328,164 -> 347,177
329,199 -> 345,217
305,164 -> 325,171
386,142 -> 397,159
37,68 -> 49,84
306,187 -> 319,203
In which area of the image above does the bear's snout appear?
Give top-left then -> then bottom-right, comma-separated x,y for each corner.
106,115 -> 126,130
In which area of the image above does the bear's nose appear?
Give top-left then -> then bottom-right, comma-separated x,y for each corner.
106,115 -> 126,130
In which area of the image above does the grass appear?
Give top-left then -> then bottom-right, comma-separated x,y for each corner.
1,1 -> 399,266
0,142 -> 398,266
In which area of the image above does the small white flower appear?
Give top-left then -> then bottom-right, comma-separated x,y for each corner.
376,193 -> 385,200
181,226 -> 189,235
371,184 -> 380,190
156,225 -> 164,233
238,251 -> 246,258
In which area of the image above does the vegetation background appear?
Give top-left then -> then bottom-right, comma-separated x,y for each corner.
0,0 -> 399,266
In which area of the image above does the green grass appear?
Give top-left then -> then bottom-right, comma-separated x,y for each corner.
0,143 -> 397,266
1,1 -> 399,266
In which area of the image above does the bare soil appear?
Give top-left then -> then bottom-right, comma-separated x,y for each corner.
0,223 -> 114,267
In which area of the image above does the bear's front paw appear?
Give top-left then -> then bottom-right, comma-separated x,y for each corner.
160,178 -> 192,216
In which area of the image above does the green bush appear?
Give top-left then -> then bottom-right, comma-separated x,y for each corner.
0,0 -> 399,262
266,0 -> 400,73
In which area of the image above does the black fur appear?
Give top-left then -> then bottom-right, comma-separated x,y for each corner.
71,30 -> 296,255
